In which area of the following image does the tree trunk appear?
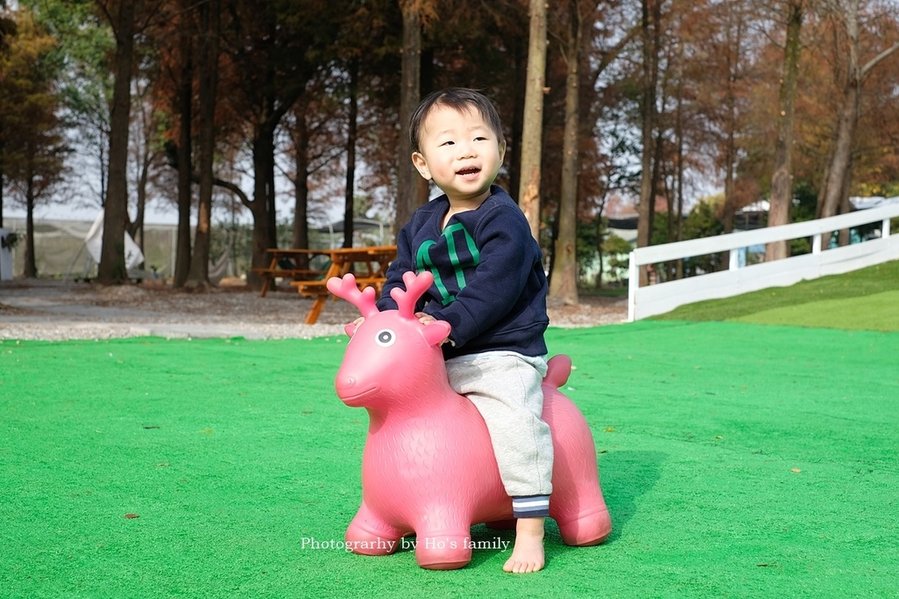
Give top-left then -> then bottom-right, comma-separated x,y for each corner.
636,0 -> 659,285
767,0 -> 803,262
243,37 -> 308,288
173,1 -> 193,288
248,124 -> 276,283
291,101 -> 310,254
718,4 -> 746,270
818,79 -> 859,220
98,0 -> 136,284
133,144 -> 149,266
395,0 -> 421,236
650,125 -> 664,244
189,0 -> 220,285
674,56 -> 685,279
518,0 -> 547,242
24,174 -> 36,278
264,127 -> 277,252
722,121 -> 736,234
549,0 -> 581,306
0,162 -> 5,228
343,61 -> 358,249
721,10 -> 744,239
508,38 -> 526,200
675,173 -> 684,279
128,76 -> 154,269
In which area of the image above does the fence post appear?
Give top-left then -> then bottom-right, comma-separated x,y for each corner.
729,248 -> 742,270
883,218 -> 892,239
627,250 -> 638,322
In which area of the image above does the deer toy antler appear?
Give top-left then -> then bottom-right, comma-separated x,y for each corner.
326,274 -> 379,318
391,271 -> 435,319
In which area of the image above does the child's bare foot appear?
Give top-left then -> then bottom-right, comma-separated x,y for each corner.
503,517 -> 545,573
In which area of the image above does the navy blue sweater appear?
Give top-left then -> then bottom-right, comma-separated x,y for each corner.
377,186 -> 549,359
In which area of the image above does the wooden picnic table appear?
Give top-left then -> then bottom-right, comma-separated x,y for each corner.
258,245 -> 396,324
252,248 -> 328,297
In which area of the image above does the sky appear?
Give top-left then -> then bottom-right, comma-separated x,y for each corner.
5,201 -> 182,226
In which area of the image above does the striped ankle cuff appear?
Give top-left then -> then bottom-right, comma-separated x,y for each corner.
512,495 -> 550,518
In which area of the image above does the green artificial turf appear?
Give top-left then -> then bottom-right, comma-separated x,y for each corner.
1,322 -> 897,598
653,259 -> 899,331
731,289 -> 899,331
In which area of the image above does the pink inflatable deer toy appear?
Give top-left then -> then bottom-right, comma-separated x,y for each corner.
326,271 -> 611,570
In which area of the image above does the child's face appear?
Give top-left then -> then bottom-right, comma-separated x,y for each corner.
411,104 -> 506,204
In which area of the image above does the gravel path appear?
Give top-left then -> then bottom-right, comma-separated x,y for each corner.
0,279 -> 627,341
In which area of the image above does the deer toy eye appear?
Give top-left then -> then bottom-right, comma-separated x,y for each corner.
375,329 -> 396,347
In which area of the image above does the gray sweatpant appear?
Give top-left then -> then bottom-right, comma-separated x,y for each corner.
445,351 -> 553,497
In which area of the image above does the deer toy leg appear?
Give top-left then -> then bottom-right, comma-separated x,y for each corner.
553,501 -> 612,547
412,512 -> 475,570
345,500 -> 406,556
542,385 -> 613,547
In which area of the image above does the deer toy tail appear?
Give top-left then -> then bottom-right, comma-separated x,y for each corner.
544,355 -> 572,389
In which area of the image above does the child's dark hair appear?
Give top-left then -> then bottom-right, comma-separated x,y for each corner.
410,88 -> 505,153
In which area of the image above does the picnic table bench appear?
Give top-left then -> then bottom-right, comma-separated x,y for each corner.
289,245 -> 396,324
256,245 -> 397,324
252,248 -> 328,297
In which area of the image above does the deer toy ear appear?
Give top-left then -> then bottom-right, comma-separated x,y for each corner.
423,320 -> 451,347
344,322 -> 358,338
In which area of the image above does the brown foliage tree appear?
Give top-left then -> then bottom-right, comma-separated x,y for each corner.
816,0 -> 899,222
0,9 -> 66,277
92,0 -> 165,283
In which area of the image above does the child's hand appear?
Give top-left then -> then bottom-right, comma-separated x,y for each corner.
415,312 -> 436,325
342,315 -> 365,338
415,312 -> 451,345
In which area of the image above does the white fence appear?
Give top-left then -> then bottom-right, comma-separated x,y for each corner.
627,203 -> 899,321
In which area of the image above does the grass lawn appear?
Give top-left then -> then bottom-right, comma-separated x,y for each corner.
651,259 -> 899,332
1,263 -> 897,598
